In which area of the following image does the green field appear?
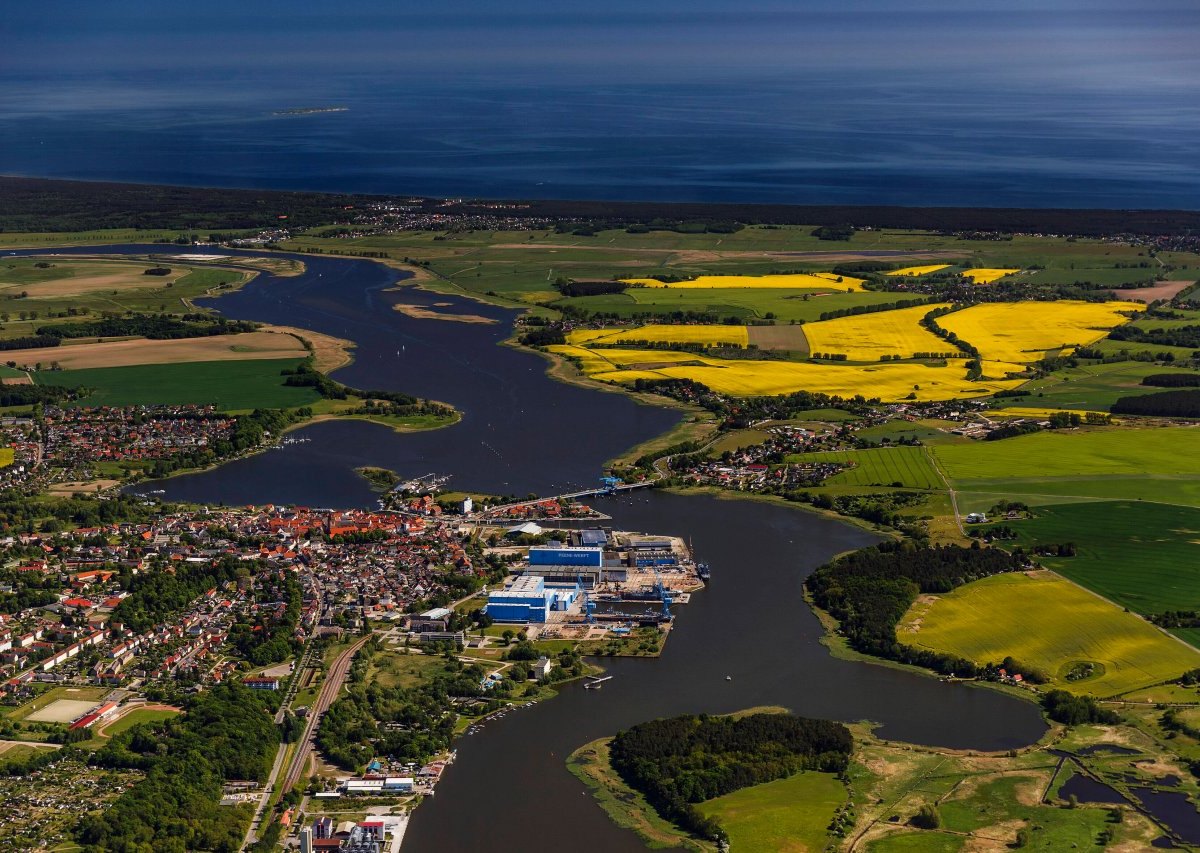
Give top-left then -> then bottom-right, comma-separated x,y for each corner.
993,361 -> 1200,413
0,257 -> 252,341
697,771 -> 845,853
34,358 -> 318,409
980,501 -> 1200,645
933,427 -> 1200,507
788,446 -> 946,490
281,226 -> 1200,309
565,287 -> 905,322
899,572 -> 1200,697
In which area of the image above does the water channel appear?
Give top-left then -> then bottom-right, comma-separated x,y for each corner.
10,245 -> 1048,850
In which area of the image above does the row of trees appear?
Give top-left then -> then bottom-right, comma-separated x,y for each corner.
36,314 -> 258,340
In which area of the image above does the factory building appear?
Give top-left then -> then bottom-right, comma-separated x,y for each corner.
485,575 -> 581,623
528,546 -> 604,567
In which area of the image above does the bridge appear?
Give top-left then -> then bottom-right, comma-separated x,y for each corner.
478,478 -> 657,520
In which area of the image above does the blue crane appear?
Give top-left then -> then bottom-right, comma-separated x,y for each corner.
599,476 -> 622,496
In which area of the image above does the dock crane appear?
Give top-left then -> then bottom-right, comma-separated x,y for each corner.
652,565 -> 673,620
577,574 -> 596,624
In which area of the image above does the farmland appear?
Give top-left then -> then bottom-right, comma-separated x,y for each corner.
979,501 -> 1200,646
991,361 -> 1200,413
567,324 -> 749,347
932,427 -> 1200,507
898,571 -> 1200,697
885,264 -> 950,277
0,256 -> 252,341
7,330 -> 307,370
621,272 -> 866,291
799,303 -> 955,361
586,357 -> 1021,400
937,300 -> 1144,363
786,446 -> 945,490
34,358 -> 319,409
961,268 -> 1021,284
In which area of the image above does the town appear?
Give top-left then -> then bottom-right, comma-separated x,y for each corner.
0,497 -> 700,850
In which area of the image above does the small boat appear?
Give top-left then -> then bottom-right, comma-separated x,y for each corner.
725,676 -> 732,681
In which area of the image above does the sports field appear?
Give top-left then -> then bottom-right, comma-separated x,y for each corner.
961,268 -> 1021,284
25,698 -> 98,724
932,427 -> 1200,507
697,771 -> 844,853
899,572 -> 1200,697
9,330 -> 306,370
35,358 -> 319,409
800,303 -> 954,361
621,272 -> 866,291
937,300 -> 1143,363
980,501 -> 1200,643
787,446 -> 945,490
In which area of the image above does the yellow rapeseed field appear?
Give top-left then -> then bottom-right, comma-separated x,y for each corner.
566,324 -> 749,347
961,268 -> 1021,284
800,303 -> 955,361
589,359 -> 1022,401
620,273 -> 865,292
937,300 -> 1144,363
885,265 -> 950,277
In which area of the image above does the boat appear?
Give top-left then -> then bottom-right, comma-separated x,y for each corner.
698,562 -> 711,582
726,675 -> 732,681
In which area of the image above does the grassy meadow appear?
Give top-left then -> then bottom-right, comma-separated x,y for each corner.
696,771 -> 845,853
898,572 -> 1200,697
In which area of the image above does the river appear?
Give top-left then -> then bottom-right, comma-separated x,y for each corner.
9,245 -> 1047,850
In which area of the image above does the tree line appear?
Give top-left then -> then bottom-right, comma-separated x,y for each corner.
805,542 -> 1027,677
608,712 -> 853,843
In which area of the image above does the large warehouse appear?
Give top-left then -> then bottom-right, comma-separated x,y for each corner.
485,576 -> 581,623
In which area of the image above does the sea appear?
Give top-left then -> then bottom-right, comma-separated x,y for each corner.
2,1 -> 1199,209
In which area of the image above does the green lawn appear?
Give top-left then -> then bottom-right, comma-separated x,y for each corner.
697,771 -> 845,853
899,572 -> 1200,697
34,358 -> 318,409
787,446 -> 946,490
980,501 -> 1200,629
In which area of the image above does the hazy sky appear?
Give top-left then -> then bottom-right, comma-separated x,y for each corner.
6,0 -> 1198,91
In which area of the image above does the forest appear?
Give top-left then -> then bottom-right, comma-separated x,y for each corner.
805,542 -> 1026,677
608,712 -> 853,843
76,684 -> 279,853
